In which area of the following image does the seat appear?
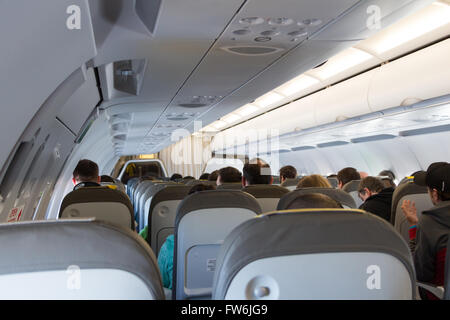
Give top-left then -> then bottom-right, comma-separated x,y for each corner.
217,183 -> 242,190
0,219 -> 164,299
147,185 -> 192,256
327,177 -> 339,188
212,209 -> 415,300
391,182 -> 433,242
133,180 -> 155,220
126,177 -> 140,198
242,185 -> 290,213
445,235 -> 450,300
59,186 -> 135,230
342,180 -> 363,207
280,178 -> 301,191
173,190 -> 261,300
272,176 -> 281,185
277,187 -> 356,210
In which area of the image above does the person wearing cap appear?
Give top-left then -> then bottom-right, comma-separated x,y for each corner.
401,162 -> 450,300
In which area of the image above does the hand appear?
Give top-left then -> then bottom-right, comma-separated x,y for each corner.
401,200 -> 418,225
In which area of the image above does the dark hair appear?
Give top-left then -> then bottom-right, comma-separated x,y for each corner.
218,167 -> 242,183
379,170 -> 395,181
208,170 -> 219,181
297,175 -> 331,189
279,165 -> 297,180
183,176 -> 195,180
358,176 -> 384,194
199,173 -> 210,180
73,159 -> 99,182
100,175 -> 115,183
243,163 -> 272,185
437,191 -> 450,201
286,193 -> 343,210
337,167 -> 361,186
170,173 -> 182,181
188,183 -> 216,195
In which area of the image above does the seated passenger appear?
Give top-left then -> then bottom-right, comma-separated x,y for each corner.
337,167 -> 361,189
379,170 -> 397,189
285,193 -> 343,210
208,170 -> 219,182
401,162 -> 450,300
100,175 -> 115,183
199,173 -> 210,180
170,173 -> 182,181
279,165 -> 297,184
359,171 -> 369,179
72,159 -> 101,190
296,175 -> 331,189
157,183 -> 216,290
216,167 -> 242,186
358,176 -> 394,221
242,162 -> 272,187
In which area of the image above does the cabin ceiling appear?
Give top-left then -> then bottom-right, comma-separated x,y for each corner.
89,0 -> 432,156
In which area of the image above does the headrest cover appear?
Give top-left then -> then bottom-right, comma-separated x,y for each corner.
277,188 -> 356,210
242,185 -> 289,198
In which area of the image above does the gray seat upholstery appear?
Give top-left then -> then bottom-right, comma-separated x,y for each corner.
59,186 -> 135,230
133,181 -> 155,220
280,178 -> 301,191
342,180 -> 363,207
212,209 -> 415,300
217,183 -> 242,190
327,177 -> 339,188
173,190 -> 262,300
242,185 -> 290,213
445,235 -> 450,300
277,188 -> 356,210
0,219 -> 164,300
391,182 -> 433,242
147,185 -> 191,256
126,177 -> 140,197
186,180 -> 217,186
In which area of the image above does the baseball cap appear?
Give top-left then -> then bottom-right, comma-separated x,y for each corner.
414,162 -> 450,192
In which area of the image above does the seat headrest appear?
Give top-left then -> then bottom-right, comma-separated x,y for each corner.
216,183 -> 242,190
342,180 -> 362,192
242,185 -> 289,198
277,188 -> 356,210
280,178 -> 301,188
391,181 -> 429,225
0,219 -> 164,299
212,208 -> 414,299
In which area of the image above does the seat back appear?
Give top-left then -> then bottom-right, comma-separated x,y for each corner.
277,188 -> 356,210
445,235 -> 450,300
242,185 -> 289,213
342,180 -> 363,207
174,190 -> 261,300
391,182 -> 433,242
59,187 -> 135,230
0,219 -> 164,299
148,185 -> 191,255
327,177 -> 339,188
212,209 -> 415,300
126,177 -> 140,197
217,183 -> 243,190
280,178 -> 301,191
133,181 -> 155,219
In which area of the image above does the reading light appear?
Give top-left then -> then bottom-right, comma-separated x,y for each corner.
274,74 -> 320,97
254,92 -> 285,108
309,47 -> 373,80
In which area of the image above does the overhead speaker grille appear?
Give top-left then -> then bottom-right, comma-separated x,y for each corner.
221,46 -> 283,56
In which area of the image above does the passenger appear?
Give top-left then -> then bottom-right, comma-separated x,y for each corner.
208,170 -> 219,182
359,171 -> 369,179
379,170 -> 397,188
100,175 -> 115,183
279,165 -> 297,184
242,162 -> 272,187
170,173 -> 182,181
285,193 -> 343,210
157,183 -> 216,290
358,176 -> 394,222
199,173 -> 210,180
337,167 -> 361,189
216,167 -> 242,186
183,176 -> 195,180
72,159 -> 101,190
296,175 -> 331,189
401,162 -> 450,300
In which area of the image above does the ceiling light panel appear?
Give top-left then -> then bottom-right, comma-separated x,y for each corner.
274,74 -> 321,97
254,92 -> 285,108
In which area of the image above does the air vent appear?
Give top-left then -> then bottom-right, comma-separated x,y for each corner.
221,46 -> 283,56
178,103 -> 208,108
113,59 -> 147,95
178,96 -> 223,108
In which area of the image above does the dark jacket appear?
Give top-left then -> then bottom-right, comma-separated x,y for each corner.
359,187 -> 394,222
411,201 -> 450,299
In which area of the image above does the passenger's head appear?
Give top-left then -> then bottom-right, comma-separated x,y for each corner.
183,176 -> 195,180
337,167 -> 361,189
414,162 -> 450,205
358,176 -> 384,202
359,171 -> 369,179
217,167 -> 242,185
72,159 -> 100,185
286,193 -> 343,210
242,162 -> 272,186
199,173 -> 210,180
188,183 -> 216,195
100,175 -> 115,183
379,170 -> 396,188
208,170 -> 219,182
170,173 -> 182,181
296,175 -> 331,189
279,165 -> 297,183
